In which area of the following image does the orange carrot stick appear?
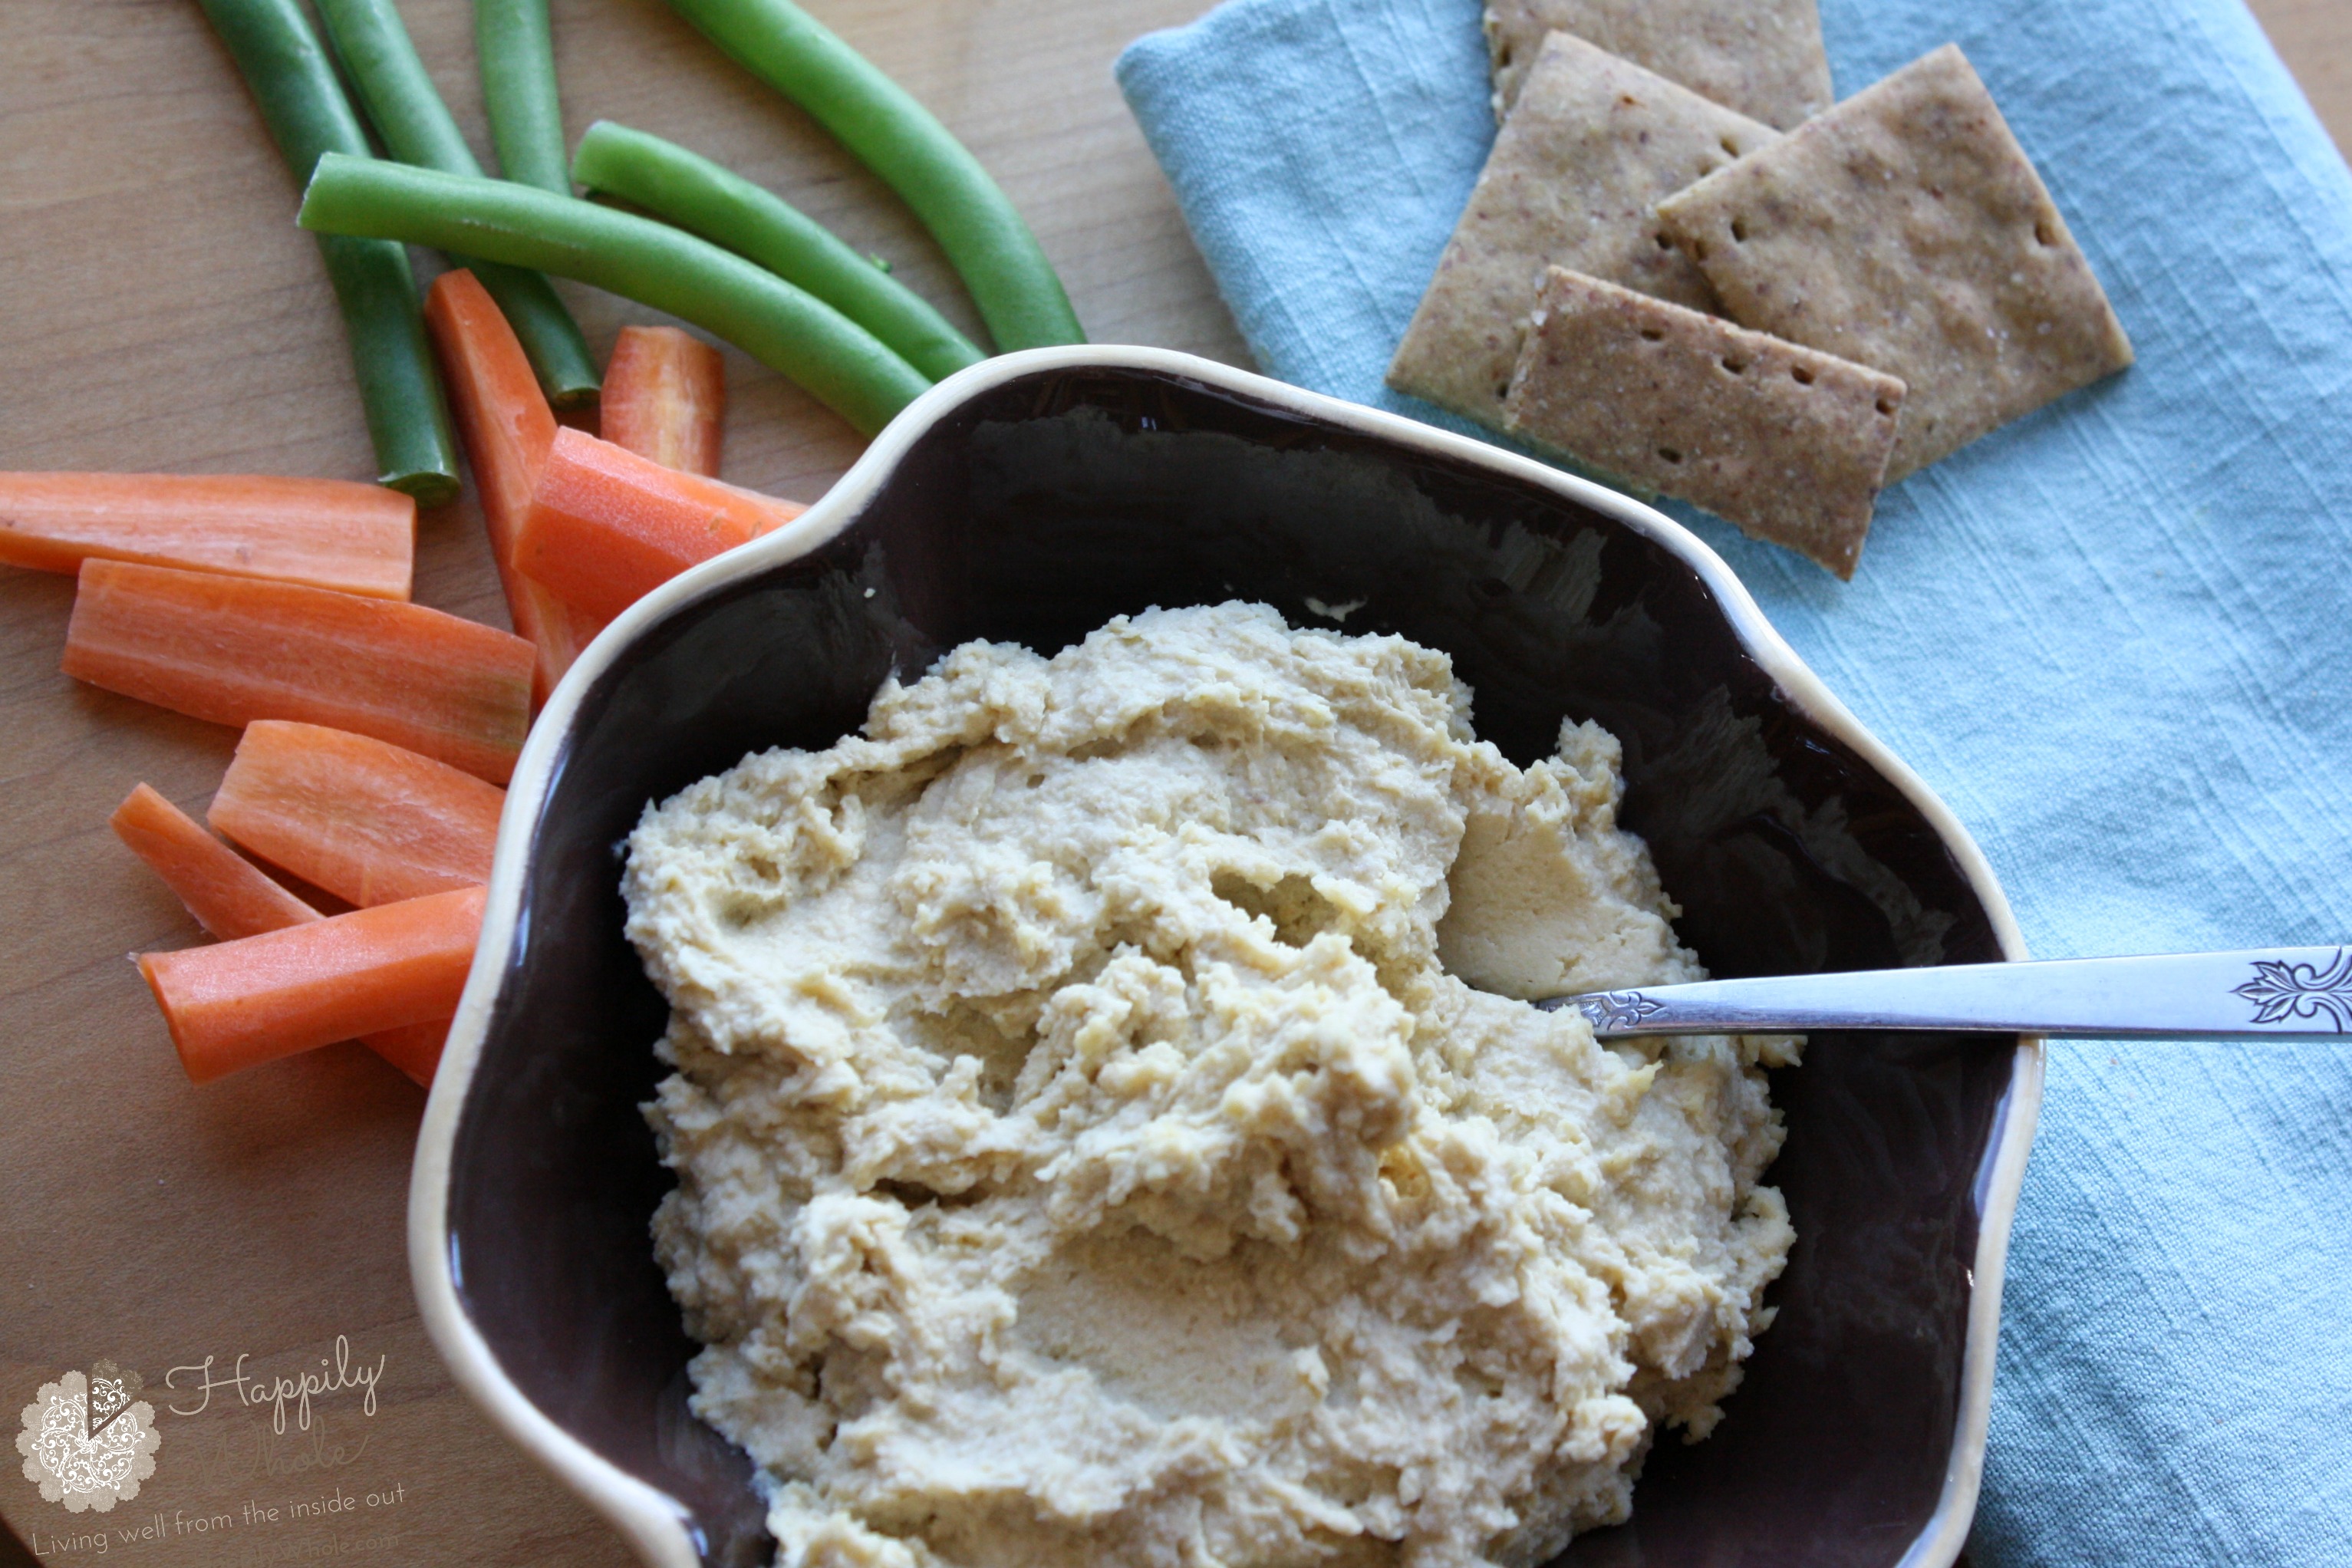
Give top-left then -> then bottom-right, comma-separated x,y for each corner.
423,268 -> 606,701
209,720 -> 502,907
516,426 -> 805,624
111,782 -> 324,940
602,326 -> 726,477
423,272 -> 548,562
63,559 -> 534,784
139,884 -> 485,1085
0,473 -> 415,600
359,1019 -> 447,1087
113,782 -> 453,1086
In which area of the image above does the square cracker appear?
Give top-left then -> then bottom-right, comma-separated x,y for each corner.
1504,266 -> 1906,579
1485,0 -> 1832,130
1655,44 -> 2134,481
1388,32 -> 1775,430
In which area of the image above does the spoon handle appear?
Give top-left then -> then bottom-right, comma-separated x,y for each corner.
1542,947 -> 2352,1039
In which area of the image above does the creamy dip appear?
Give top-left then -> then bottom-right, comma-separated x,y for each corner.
624,602 -> 1795,1568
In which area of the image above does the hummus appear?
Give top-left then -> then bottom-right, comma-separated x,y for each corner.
625,602 -> 1795,1568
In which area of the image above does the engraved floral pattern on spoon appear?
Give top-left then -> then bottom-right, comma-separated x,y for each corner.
1575,991 -> 1668,1031
2233,948 -> 2352,1031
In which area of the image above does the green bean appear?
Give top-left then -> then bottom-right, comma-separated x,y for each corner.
474,0 -> 572,195
314,235 -> 462,507
299,155 -> 931,436
315,0 -> 598,405
572,121 -> 983,384
660,0 -> 1082,352
315,0 -> 476,172
195,0 -> 458,504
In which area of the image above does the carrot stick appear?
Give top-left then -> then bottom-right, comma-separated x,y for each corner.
419,272 -> 547,565
516,426 -> 805,624
117,783 -> 460,1085
0,473 -> 415,600
63,559 -> 534,784
209,721 -> 502,908
422,268 -> 607,703
139,884 -> 485,1085
352,1018 -> 446,1088
112,782 -> 324,940
601,327 -> 726,477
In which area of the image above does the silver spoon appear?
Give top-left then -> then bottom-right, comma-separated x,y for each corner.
1543,946 -> 2352,1039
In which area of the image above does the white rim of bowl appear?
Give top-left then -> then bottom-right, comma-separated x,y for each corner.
409,345 -> 2043,1568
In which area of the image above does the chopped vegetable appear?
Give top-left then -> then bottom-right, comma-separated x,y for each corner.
571,122 -> 984,382
421,268 -> 605,700
357,1019 -> 446,1087
601,326 -> 726,476
516,427 -> 805,622
315,0 -> 473,173
111,782 -> 324,940
421,269 -> 555,553
139,884 -> 485,1084
315,0 -> 598,404
475,0 -> 572,195
298,155 -> 931,436
114,784 -> 450,1086
320,236 -> 464,506
0,471 -> 414,599
195,0 -> 459,503
659,0 -> 1082,352
209,721 -> 504,908
62,560 -> 534,783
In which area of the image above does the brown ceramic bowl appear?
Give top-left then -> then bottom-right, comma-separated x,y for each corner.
410,348 -> 2041,1568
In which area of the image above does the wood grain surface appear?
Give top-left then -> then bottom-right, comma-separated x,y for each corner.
2,1 -> 2345,1564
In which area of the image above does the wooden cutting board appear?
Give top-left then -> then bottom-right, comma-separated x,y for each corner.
0,2 -> 1237,1561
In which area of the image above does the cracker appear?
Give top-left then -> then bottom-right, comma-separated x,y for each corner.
1485,0 -> 1832,130
1655,44 -> 2134,481
1504,266 -> 1906,579
1388,32 -> 1776,429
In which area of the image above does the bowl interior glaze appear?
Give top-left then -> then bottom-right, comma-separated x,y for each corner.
443,364 -> 2022,1568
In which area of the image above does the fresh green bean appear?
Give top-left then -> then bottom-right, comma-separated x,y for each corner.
194,0 -> 458,504
660,0 -> 1082,352
315,234 -> 462,508
572,121 -> 983,384
315,0 -> 476,171
474,0 -> 572,196
299,155 -> 931,436
315,0 -> 598,404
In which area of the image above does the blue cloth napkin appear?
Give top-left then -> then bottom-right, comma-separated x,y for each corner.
1118,2 -> 2352,1560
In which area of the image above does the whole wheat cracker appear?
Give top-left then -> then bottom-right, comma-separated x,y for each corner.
1504,266 -> 1906,579
1388,31 -> 1775,430
1484,0 -> 1832,130
1655,43 -> 2133,481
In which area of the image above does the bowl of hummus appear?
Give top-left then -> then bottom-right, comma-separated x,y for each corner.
410,348 -> 2039,1568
